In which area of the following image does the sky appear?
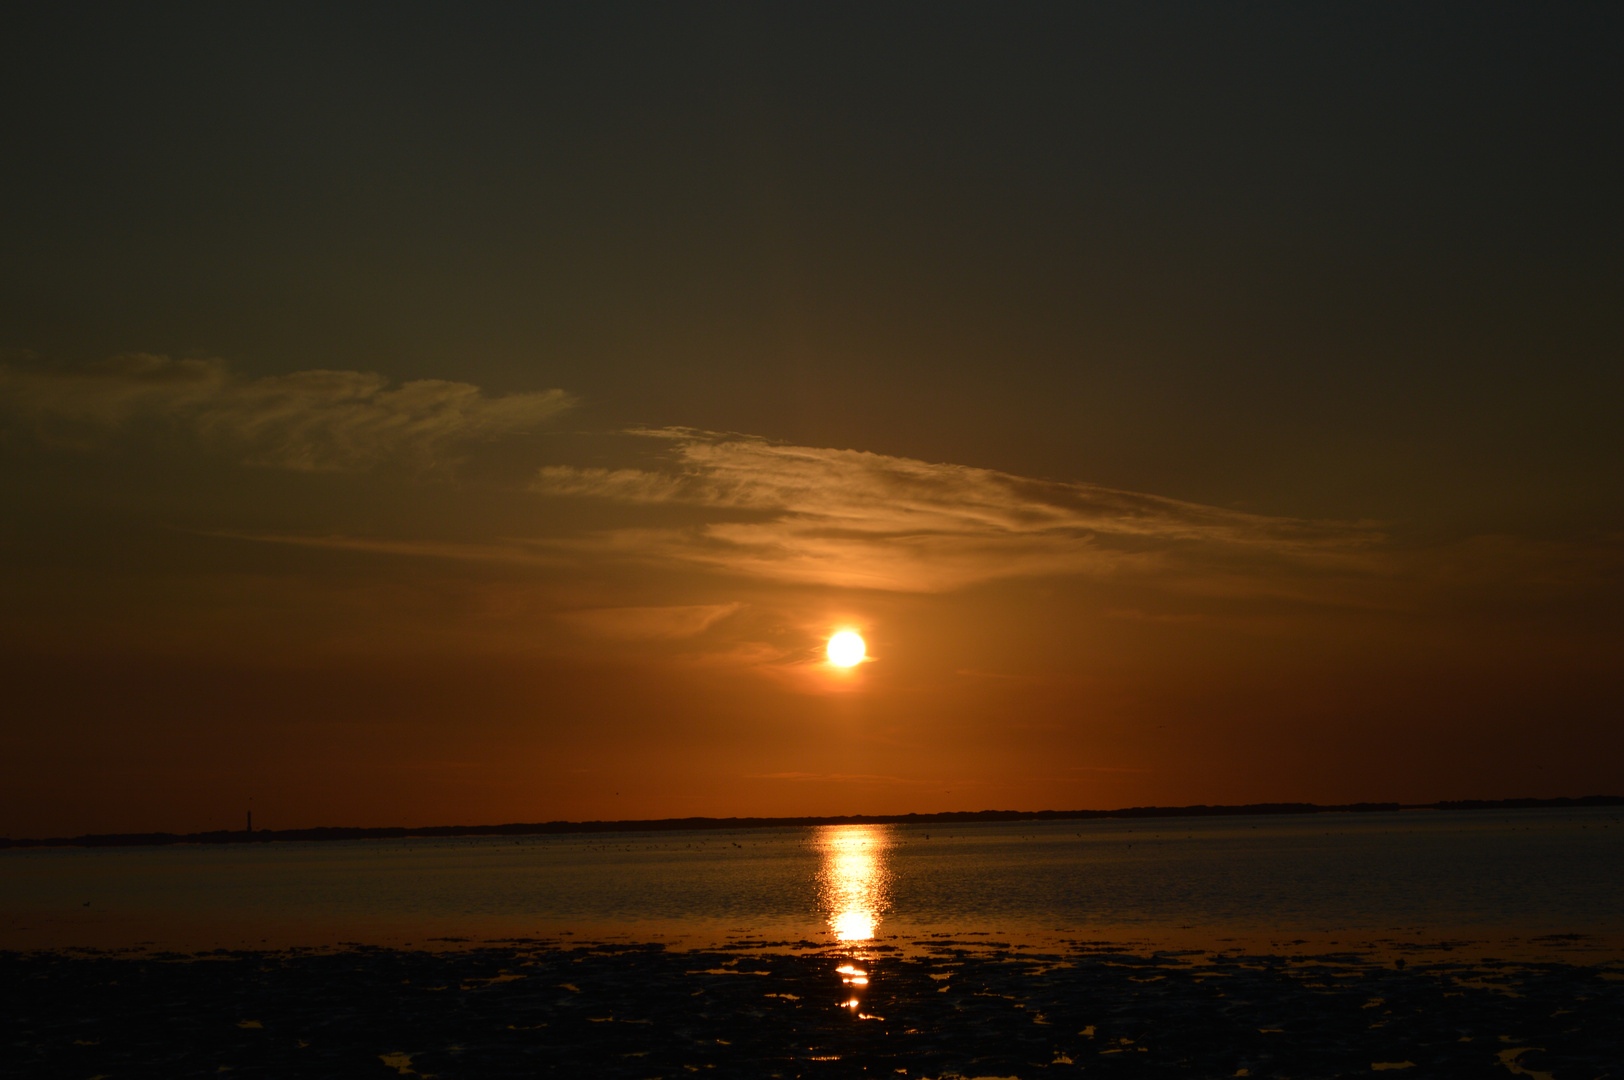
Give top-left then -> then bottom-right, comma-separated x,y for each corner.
2,2 -> 1620,837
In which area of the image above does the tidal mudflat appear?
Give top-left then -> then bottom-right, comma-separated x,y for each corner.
8,936 -> 1620,1079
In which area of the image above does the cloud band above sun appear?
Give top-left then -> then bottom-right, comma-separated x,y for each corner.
0,354 -> 575,471
15,357 -> 1592,613
529,427 -> 1385,593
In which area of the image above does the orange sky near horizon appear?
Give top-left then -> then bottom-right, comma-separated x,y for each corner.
1,410 -> 1616,837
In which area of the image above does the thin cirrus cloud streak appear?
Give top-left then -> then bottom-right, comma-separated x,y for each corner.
203,531 -> 572,567
558,603 -> 746,641
750,772 -> 939,785
531,428 -> 1387,593
0,354 -> 575,471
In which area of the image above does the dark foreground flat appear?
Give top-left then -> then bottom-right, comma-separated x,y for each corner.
6,940 -> 1620,1078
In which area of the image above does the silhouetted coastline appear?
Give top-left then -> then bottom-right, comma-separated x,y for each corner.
5,795 -> 1619,850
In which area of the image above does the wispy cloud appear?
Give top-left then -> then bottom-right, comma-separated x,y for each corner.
748,772 -> 936,785
559,603 -> 745,640
531,428 -> 1384,592
202,531 -> 570,566
0,354 -> 574,471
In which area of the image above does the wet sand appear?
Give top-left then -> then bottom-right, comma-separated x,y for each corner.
7,936 -> 1620,1078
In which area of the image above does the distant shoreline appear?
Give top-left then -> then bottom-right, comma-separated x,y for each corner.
4,795 -> 1619,850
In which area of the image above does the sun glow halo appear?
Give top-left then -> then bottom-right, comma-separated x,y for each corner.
826,631 -> 866,667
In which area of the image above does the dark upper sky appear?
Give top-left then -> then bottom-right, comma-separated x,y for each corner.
2,3 -> 1620,835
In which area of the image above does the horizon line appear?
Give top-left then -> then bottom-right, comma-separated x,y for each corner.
4,794 -> 1620,851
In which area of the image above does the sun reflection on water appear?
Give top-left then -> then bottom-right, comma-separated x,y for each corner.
815,824 -> 893,942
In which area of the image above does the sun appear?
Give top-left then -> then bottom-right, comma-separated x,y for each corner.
826,631 -> 866,667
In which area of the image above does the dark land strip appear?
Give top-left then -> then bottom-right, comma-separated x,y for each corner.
6,939 -> 1620,1078
5,795 -> 1620,850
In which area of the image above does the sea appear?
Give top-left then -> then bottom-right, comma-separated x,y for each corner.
4,806 -> 1621,960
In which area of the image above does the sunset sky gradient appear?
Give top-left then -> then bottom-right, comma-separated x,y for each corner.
2,2 -> 1619,836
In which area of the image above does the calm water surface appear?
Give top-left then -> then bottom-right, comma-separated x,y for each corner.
4,808 -> 1620,951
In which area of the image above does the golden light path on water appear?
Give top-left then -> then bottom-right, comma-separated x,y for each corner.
815,824 -> 893,943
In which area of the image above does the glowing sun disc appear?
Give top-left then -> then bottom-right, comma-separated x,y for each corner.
827,631 -> 866,667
